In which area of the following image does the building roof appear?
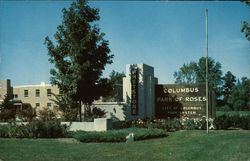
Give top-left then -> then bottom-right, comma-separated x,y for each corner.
13,82 -> 53,88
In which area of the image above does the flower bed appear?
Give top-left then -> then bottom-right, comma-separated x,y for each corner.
112,114 -> 250,131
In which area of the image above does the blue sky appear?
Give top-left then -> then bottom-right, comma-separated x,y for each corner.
0,1 -> 249,86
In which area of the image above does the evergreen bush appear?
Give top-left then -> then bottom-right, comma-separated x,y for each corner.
72,128 -> 167,142
0,121 -> 68,138
214,114 -> 250,130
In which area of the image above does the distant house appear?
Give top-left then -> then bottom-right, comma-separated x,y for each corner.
0,79 -> 59,110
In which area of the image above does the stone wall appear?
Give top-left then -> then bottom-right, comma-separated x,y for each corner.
0,118 -> 112,131
90,102 -> 128,121
62,118 -> 112,131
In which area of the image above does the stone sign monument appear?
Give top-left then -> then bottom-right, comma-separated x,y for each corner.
123,64 -> 158,120
94,63 -> 215,120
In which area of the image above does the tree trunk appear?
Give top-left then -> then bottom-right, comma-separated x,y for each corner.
79,101 -> 82,122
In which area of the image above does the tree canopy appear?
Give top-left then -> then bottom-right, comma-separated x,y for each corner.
228,77 -> 250,111
241,0 -> 250,41
174,57 -> 249,111
44,0 -> 113,120
173,62 -> 197,84
174,57 -> 223,98
221,71 -> 236,109
103,70 -> 125,102
0,94 -> 16,122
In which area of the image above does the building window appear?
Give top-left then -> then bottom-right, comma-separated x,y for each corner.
24,90 -> 29,97
47,89 -> 52,97
35,103 -> 40,108
35,89 -> 40,97
14,94 -> 18,99
47,103 -> 52,108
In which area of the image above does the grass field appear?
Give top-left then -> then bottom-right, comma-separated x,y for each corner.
0,130 -> 249,161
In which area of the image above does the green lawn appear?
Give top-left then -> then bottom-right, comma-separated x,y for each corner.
0,130 -> 249,161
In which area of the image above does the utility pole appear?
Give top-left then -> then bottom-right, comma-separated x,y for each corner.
205,9 -> 209,133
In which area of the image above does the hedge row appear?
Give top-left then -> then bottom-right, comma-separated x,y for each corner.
113,114 -> 250,131
214,114 -> 250,130
71,128 -> 167,142
0,121 -> 68,138
112,118 -> 213,131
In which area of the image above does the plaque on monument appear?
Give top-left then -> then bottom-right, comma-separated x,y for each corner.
131,68 -> 139,115
155,84 -> 215,118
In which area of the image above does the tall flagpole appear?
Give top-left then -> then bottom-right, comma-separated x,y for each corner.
205,9 -> 209,133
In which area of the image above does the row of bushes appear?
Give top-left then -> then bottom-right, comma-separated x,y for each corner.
112,117 -> 213,131
0,107 -> 60,122
0,121 -> 68,138
1,106 -> 107,122
214,114 -> 250,130
0,121 -> 167,141
113,114 -> 250,131
0,114 -> 248,139
71,128 -> 167,142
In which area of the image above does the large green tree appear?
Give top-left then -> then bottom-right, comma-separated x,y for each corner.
103,70 -> 125,102
173,62 -> 197,84
174,57 -> 223,99
195,57 -> 223,91
221,71 -> 236,109
241,1 -> 250,41
0,94 -> 16,122
228,77 -> 250,111
44,0 -> 113,121
108,70 -> 125,87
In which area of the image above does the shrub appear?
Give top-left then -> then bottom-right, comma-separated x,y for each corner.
0,121 -> 68,138
62,108 -> 78,122
238,116 -> 250,129
72,128 -> 167,142
16,105 -> 36,122
112,120 -> 133,129
130,119 -> 184,131
167,119 -> 183,131
73,131 -> 126,142
37,108 -> 57,121
214,114 -> 250,130
214,114 -> 232,130
181,117 -> 212,130
182,119 -> 198,130
113,118 -> 215,131
144,119 -> 183,131
113,115 -> 250,131
0,94 -> 16,122
0,124 -> 15,137
218,105 -> 231,112
84,107 -> 107,121
31,121 -> 68,138
0,109 -> 16,122
132,128 -> 167,141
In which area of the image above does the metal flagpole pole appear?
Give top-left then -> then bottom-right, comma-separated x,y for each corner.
205,9 -> 209,134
